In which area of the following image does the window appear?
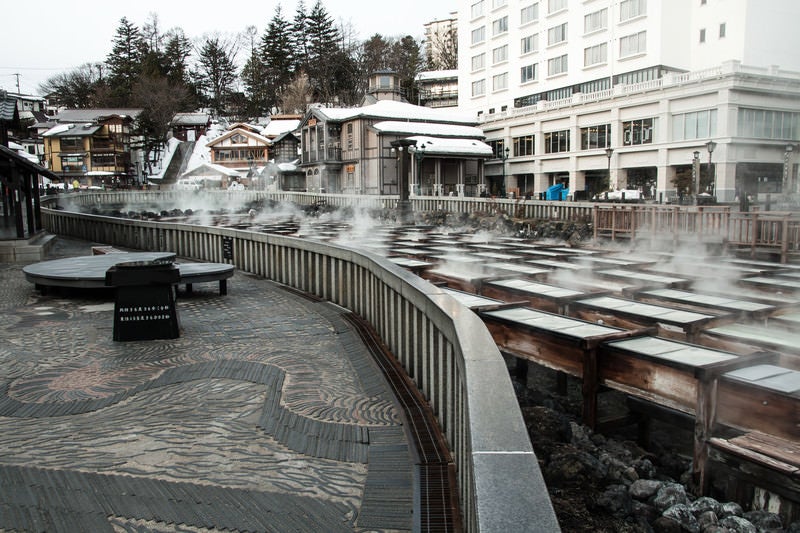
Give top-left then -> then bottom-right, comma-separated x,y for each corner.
59,137 -> 83,151
471,0 -> 485,18
493,45 -> 508,64
737,108 -> 800,140
719,23 -> 726,38
346,123 -> 354,149
672,110 -> 717,141
620,30 -> 646,57
622,118 -> 656,145
521,63 -> 538,83
521,3 -> 539,24
492,0 -> 507,7
584,43 -> 607,66
620,0 -> 646,21
548,0 -> 567,14
471,26 -> 486,44
544,130 -> 570,153
493,72 -> 509,91
521,33 -> 539,54
548,22 -> 568,45
231,133 -> 247,144
472,53 -> 486,71
513,135 -> 535,156
548,54 -> 568,76
699,28 -> 706,43
487,139 -> 506,158
472,79 -> 486,97
580,124 -> 611,150
493,16 -> 508,35
584,8 -> 607,34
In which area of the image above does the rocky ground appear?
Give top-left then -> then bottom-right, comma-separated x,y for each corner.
511,361 -> 799,533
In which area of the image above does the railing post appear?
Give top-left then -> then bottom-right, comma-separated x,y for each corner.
781,216 -> 790,264
592,205 -> 599,240
751,213 -> 759,258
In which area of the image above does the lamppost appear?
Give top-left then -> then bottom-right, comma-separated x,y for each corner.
692,150 -> 701,200
705,140 -> 716,197
500,146 -> 510,197
409,142 -> 426,194
605,147 -> 613,191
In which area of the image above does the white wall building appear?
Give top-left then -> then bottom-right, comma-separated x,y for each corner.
457,0 -> 800,202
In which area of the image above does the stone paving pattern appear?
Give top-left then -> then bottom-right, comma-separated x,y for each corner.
0,237 -> 414,532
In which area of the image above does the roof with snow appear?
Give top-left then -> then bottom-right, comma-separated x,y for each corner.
406,136 -> 494,157
415,70 -> 459,81
54,108 -> 142,122
205,127 -> 271,148
372,121 -> 484,139
171,112 -> 210,126
306,100 -> 475,125
180,162 -> 241,179
261,119 -> 300,138
42,123 -> 101,137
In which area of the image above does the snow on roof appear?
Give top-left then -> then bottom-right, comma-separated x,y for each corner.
407,136 -> 494,157
312,99 -> 475,125
42,123 -> 101,136
415,70 -> 459,81
171,112 -> 210,126
372,121 -> 484,139
205,127 -> 271,147
261,119 -> 300,138
181,162 -> 241,179
54,108 -> 142,122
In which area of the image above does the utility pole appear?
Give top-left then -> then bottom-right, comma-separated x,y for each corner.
13,73 -> 20,93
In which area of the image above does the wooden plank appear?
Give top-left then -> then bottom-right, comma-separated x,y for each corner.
730,432 -> 800,468
709,437 -> 799,476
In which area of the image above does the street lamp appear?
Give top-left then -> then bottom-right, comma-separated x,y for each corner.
500,146 -> 510,197
409,142 -> 426,194
705,140 -> 716,196
605,147 -> 613,190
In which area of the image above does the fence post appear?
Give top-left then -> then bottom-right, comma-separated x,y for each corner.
781,216 -> 790,264
593,205 -> 599,240
750,213 -> 759,258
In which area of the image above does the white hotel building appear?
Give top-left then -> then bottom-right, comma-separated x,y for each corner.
457,0 -> 800,202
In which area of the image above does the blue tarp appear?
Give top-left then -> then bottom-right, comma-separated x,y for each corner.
546,183 -> 569,201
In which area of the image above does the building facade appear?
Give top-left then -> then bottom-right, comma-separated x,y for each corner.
458,0 -> 800,202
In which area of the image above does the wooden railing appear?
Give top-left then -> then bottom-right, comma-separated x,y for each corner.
40,198 -> 561,533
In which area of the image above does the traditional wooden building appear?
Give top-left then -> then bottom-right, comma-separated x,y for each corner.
170,112 -> 211,142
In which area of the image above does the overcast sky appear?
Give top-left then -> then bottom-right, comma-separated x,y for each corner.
0,0 -> 457,95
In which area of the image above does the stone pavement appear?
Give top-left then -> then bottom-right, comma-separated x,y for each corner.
0,237 -> 415,532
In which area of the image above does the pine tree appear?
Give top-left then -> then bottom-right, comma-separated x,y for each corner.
390,36 -> 423,105
262,5 -> 295,113
105,17 -> 145,105
290,0 -> 310,74
305,0 -> 344,103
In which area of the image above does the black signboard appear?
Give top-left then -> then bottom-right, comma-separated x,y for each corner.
222,236 -> 234,261
106,260 -> 180,341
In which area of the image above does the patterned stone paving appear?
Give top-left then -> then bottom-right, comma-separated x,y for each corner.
0,238 -> 413,532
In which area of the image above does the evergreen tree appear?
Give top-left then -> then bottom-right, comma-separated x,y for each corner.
305,0 -> 343,103
262,5 -> 295,112
195,36 -> 239,115
290,0 -> 310,74
359,34 -> 393,95
390,36 -> 423,105
105,17 -> 145,105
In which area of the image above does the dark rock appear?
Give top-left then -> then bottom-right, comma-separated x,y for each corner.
634,458 -> 657,479
595,484 -> 633,518
631,499 -> 661,525
690,496 -> 724,518
720,502 -> 743,518
652,515 -> 683,533
662,504 -> 700,533
630,479 -> 664,500
744,510 -> 783,531
652,483 -> 690,512
697,510 -> 719,530
719,516 -> 757,533
544,446 -> 608,487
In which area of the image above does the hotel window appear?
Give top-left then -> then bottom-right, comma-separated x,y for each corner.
513,135 -> 535,156
472,79 -> 486,97
584,43 -> 607,66
672,109 -> 718,141
493,72 -> 509,91
60,137 -> 83,151
521,33 -> 539,54
471,0 -> 485,18
719,23 -> 726,38
493,16 -> 508,35
493,44 -> 508,64
471,26 -> 486,44
737,108 -> 800,140
619,30 -> 646,57
580,124 -> 611,149
544,129 -> 570,153
584,8 -> 607,34
487,139 -> 506,158
620,0 -> 646,21
548,22 -> 568,45
548,0 -> 567,15
548,54 -> 568,76
699,28 -> 706,43
521,63 -> 538,83
472,52 -> 486,71
493,0 -> 507,7
622,117 -> 656,145
521,3 -> 539,24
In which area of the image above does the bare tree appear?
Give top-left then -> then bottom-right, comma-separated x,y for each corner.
280,71 -> 312,114
427,27 -> 458,70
